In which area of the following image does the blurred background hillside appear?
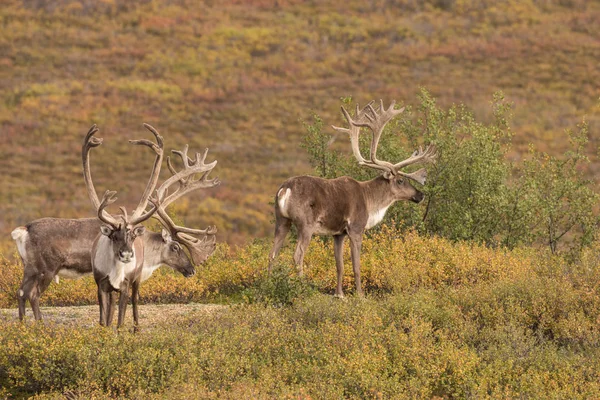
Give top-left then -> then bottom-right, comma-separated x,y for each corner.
1,0 -> 598,246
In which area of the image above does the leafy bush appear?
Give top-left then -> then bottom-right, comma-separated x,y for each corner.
0,225 -> 566,308
514,119 -> 599,255
242,261 -> 317,307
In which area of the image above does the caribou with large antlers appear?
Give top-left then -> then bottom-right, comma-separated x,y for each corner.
268,100 -> 437,297
11,124 -> 219,322
87,125 -> 221,330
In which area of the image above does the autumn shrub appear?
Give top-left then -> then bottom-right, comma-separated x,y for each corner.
0,225 -> 580,308
3,287 -> 600,398
2,228 -> 600,398
242,260 -> 317,307
0,253 -> 21,308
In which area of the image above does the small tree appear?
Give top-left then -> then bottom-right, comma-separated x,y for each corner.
517,120 -> 598,255
399,89 -> 514,244
300,113 -> 341,179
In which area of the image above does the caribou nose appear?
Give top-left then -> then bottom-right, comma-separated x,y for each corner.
119,250 -> 133,263
411,192 -> 425,204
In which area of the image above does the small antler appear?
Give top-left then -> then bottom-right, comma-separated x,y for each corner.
333,100 -> 437,183
392,145 -> 438,185
151,145 -> 221,265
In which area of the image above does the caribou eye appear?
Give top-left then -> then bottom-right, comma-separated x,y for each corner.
396,178 -> 404,184
171,244 -> 180,252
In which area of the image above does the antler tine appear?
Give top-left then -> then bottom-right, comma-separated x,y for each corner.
163,152 -> 219,202
392,144 -> 438,171
176,231 -> 217,265
82,124 -> 115,221
119,206 -> 128,225
129,196 -> 158,226
171,144 -> 191,169
155,208 -> 217,237
331,101 -> 375,166
129,123 -> 164,219
156,146 -> 219,206
194,148 -> 210,166
98,190 -> 120,228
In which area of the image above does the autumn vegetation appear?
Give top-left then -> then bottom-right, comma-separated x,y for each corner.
1,0 -> 600,398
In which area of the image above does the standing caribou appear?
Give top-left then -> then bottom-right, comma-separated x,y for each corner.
268,100 -> 437,297
11,124 -> 219,324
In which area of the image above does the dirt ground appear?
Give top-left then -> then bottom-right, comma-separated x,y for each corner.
0,303 -> 227,329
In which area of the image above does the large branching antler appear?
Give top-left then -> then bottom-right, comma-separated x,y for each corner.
151,145 -> 221,265
82,123 -> 160,227
332,100 -> 437,185
332,101 -> 373,167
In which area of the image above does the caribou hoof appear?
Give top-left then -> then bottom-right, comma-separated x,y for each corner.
333,293 -> 346,301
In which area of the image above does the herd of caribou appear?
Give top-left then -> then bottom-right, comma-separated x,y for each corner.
11,100 -> 437,330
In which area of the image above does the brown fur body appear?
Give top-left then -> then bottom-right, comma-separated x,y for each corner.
269,174 -> 423,297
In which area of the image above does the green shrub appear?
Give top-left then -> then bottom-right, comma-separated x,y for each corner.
242,261 -> 317,307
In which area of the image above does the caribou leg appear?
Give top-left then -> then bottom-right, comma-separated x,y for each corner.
30,274 -> 54,321
17,274 -> 37,321
333,234 -> 346,297
268,215 -> 292,274
116,282 -> 130,329
131,280 -> 140,333
348,232 -> 364,296
293,226 -> 314,276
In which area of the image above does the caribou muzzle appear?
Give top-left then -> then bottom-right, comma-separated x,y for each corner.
411,191 -> 425,204
118,249 -> 134,263
182,267 -> 196,277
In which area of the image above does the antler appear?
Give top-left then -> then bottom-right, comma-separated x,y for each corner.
82,124 -> 116,221
129,123 -> 164,219
392,145 -> 438,185
333,100 -> 437,184
332,101 -> 373,166
82,123 -> 160,227
151,145 -> 221,265
97,190 -> 120,228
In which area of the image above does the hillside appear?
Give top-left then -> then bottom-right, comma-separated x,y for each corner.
1,0 -> 598,245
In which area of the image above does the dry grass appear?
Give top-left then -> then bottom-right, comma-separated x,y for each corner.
0,303 -> 227,330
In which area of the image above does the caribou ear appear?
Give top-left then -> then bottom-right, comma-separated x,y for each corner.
161,228 -> 172,243
100,225 -> 113,236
